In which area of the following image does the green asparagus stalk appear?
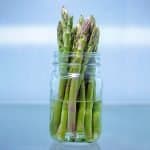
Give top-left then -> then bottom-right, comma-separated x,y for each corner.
56,80 -> 70,140
58,7 -> 75,101
92,78 -> 102,139
49,22 -> 63,136
72,15 -> 84,52
58,7 -> 73,100
57,21 -> 63,52
91,28 -> 101,140
84,77 -> 94,142
84,25 -> 100,142
80,17 -> 99,79
50,7 -> 73,136
76,80 -> 86,141
92,98 -> 102,140
50,100 -> 62,136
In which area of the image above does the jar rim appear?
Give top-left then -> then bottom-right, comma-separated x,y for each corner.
52,50 -> 101,66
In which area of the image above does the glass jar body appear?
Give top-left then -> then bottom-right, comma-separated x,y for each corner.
49,52 -> 102,143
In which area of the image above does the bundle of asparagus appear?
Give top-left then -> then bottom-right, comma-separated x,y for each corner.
50,7 -> 101,142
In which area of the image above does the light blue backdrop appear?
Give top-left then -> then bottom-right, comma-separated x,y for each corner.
0,0 -> 150,104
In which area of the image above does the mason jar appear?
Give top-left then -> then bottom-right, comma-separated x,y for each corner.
49,51 -> 102,143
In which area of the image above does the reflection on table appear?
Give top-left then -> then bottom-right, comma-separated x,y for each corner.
50,142 -> 101,150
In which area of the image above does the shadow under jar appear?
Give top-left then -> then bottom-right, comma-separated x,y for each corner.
49,51 -> 102,143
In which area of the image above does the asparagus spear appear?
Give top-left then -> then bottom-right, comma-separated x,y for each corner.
84,25 -> 100,142
80,17 -> 98,79
84,77 -> 94,142
72,15 -> 84,52
92,78 -> 102,140
49,100 -> 62,136
91,28 -> 101,140
56,80 -> 70,140
50,7 -> 73,136
57,21 -> 63,52
58,7 -> 73,100
93,99 -> 102,140
76,80 -> 86,141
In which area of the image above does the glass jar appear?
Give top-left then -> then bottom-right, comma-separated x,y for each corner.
49,51 -> 102,143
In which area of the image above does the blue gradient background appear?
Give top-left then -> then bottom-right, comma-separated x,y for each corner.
0,1 -> 150,150
0,0 -> 150,104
